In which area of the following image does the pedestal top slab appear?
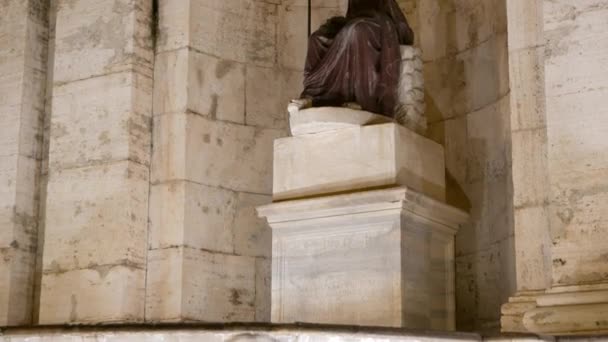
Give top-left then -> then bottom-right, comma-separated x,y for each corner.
274,122 -> 445,202
258,186 -> 468,233
290,107 -> 393,136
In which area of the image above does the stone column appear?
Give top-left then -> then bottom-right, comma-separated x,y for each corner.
500,0 -> 553,333
145,0 -> 290,322
502,0 -> 608,335
518,0 -> 608,335
38,0 -> 154,324
0,0 -> 49,326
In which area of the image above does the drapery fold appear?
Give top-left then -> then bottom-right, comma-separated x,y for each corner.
301,0 -> 414,117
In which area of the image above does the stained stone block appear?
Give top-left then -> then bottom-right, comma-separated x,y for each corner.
233,192 -> 272,258
38,266 -> 145,325
151,112 -> 283,194
0,248 -> 36,326
258,187 -> 467,330
273,113 -> 445,201
0,0 -> 48,326
42,161 -> 149,273
50,72 -> 153,169
145,247 -> 257,322
189,0 -> 278,66
53,0 -> 153,84
153,49 -> 245,123
149,181 -> 236,254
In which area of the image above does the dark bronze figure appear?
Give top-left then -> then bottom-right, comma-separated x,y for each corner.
292,0 -> 415,118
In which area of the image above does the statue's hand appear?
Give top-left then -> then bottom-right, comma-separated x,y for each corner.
288,98 -> 313,116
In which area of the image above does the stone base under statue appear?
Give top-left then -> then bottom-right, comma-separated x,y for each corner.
258,187 -> 468,330
274,108 -> 445,202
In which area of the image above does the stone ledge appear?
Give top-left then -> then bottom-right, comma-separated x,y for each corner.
259,186 -> 467,231
289,107 -> 393,136
0,323 -> 485,341
273,122 -> 446,202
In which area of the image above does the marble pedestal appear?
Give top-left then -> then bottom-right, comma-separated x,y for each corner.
259,108 -> 467,330
258,187 -> 468,330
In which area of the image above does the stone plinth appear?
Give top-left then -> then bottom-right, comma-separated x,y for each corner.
509,285 -> 608,335
258,187 -> 467,330
273,109 -> 445,202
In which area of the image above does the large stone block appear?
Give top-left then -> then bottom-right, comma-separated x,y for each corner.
42,161 -> 149,273
273,113 -> 445,201
189,0 -> 278,66
50,71 -> 153,169
145,247 -> 257,322
151,112 -> 283,194
0,248 -> 36,326
153,48 -> 245,124
245,65 -> 297,130
39,266 -> 145,324
149,181 -> 236,254
233,193 -> 272,258
258,187 -> 467,330
53,0 -> 153,83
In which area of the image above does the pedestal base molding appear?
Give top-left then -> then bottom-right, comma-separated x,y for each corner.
503,286 -> 608,335
258,187 -> 467,330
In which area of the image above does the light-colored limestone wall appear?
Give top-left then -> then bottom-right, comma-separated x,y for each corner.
414,0 -> 513,332
146,0 -> 290,322
38,0 -> 154,324
543,1 -> 608,288
0,0 -> 49,326
500,0 -> 552,332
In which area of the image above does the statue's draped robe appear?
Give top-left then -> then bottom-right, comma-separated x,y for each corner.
302,0 -> 414,117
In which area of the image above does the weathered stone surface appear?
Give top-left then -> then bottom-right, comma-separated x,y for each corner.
0,325 -> 489,342
50,72 -> 153,169
188,0 -> 278,66
53,0 -> 154,84
40,0 -> 154,325
412,0 -> 513,331
149,181 -> 235,254
245,65 -> 298,130
543,0 -> 608,293
273,121 -> 445,201
42,161 -> 149,272
39,266 -> 145,325
254,257 -> 271,322
153,48 -> 246,123
146,247 -> 257,322
289,108 -> 392,136
234,193 -> 272,259
0,0 -> 48,327
258,187 -> 467,330
151,112 -> 283,194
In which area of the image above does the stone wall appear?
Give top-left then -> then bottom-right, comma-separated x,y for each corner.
38,0 -> 155,324
0,0 -> 516,329
410,0 -> 514,332
543,0 -> 608,290
0,0 -> 49,326
146,0 -> 292,322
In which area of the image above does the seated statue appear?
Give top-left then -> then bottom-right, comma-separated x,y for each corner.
290,0 -> 415,119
